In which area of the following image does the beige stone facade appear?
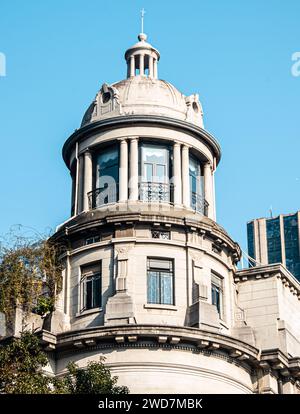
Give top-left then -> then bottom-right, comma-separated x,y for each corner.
2,32 -> 300,394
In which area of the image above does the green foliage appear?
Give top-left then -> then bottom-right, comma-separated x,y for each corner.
0,331 -> 53,394
0,231 -> 63,324
0,332 -> 129,394
33,296 -> 55,316
60,360 -> 129,394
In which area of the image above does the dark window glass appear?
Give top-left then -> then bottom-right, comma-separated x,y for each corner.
147,258 -> 174,305
211,273 -> 223,318
247,222 -> 256,267
85,235 -> 101,245
211,283 -> 221,315
189,156 -> 206,214
266,218 -> 282,264
283,214 -> 300,280
95,146 -> 119,206
81,263 -> 102,311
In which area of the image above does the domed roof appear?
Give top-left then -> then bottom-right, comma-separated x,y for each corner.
81,77 -> 204,128
80,33 -> 204,128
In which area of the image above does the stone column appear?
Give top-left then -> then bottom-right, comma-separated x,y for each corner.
77,154 -> 84,213
154,59 -> 158,79
149,56 -> 154,78
130,55 -> 135,77
118,138 -> 128,202
173,142 -> 182,205
129,137 -> 139,201
139,54 -> 144,76
181,145 -> 190,208
212,166 -> 216,221
204,162 -> 214,219
83,149 -> 93,212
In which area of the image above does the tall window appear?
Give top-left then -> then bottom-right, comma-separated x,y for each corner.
211,273 -> 223,318
147,258 -> 174,305
81,263 -> 102,311
94,145 -> 119,206
283,214 -> 300,280
266,218 -> 282,264
189,156 -> 203,212
140,144 -> 170,202
247,221 -> 256,267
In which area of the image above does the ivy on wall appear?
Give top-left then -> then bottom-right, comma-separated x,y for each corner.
0,230 -> 64,327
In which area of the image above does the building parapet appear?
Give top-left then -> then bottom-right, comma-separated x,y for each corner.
236,263 -> 300,301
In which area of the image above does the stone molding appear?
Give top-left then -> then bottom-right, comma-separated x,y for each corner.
53,209 -> 241,261
38,324 -> 300,380
236,263 -> 300,300
62,115 -> 221,168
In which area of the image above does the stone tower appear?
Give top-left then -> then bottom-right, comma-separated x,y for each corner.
42,32 -> 300,394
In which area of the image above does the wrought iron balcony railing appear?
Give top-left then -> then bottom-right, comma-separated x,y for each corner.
88,186 -> 118,209
191,191 -> 209,216
87,185 -> 208,217
139,182 -> 173,203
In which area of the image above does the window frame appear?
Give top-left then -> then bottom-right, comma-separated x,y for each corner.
140,143 -> 170,184
147,257 -> 175,306
80,262 -> 102,312
211,272 -> 224,320
93,144 -> 119,206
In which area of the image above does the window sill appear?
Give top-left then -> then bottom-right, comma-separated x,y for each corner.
144,304 -> 178,311
76,307 -> 103,318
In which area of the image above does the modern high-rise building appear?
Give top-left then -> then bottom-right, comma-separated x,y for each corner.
247,212 -> 300,281
2,31 -> 300,394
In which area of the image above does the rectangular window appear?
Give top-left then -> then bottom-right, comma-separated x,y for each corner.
94,145 -> 119,206
189,155 -> 204,214
140,144 -> 170,202
283,214 -> 300,280
147,258 -> 174,305
85,235 -> 101,245
266,218 -> 282,264
211,273 -> 223,318
247,221 -> 256,267
81,263 -> 102,311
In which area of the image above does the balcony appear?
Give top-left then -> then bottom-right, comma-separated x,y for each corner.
88,186 -> 118,209
191,191 -> 209,216
88,185 -> 208,216
139,182 -> 173,203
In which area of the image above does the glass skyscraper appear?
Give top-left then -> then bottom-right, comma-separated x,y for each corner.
247,212 -> 300,281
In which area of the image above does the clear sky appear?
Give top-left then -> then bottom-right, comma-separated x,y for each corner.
0,0 -> 299,253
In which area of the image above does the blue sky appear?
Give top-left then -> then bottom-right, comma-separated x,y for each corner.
0,0 -> 299,253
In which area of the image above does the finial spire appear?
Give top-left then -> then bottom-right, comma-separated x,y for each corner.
141,8 -> 146,33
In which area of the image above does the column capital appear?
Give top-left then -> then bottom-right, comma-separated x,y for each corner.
83,147 -> 92,155
204,160 -> 212,169
117,137 -> 128,142
173,141 -> 182,147
128,136 -> 139,141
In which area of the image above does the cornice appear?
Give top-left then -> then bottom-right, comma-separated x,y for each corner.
62,115 -> 221,168
39,324 -> 258,366
52,208 -> 241,258
37,325 -> 300,380
236,263 -> 300,300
